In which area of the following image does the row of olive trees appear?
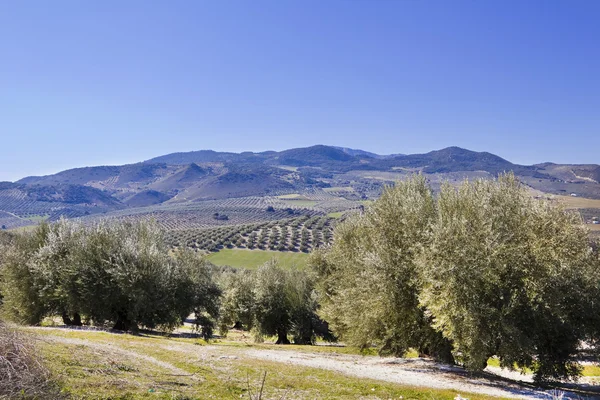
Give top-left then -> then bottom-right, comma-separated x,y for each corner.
0,218 -> 329,345
0,219 -> 220,335
218,262 -> 334,344
310,173 -> 600,383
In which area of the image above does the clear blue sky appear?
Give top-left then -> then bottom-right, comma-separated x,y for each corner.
1,0 -> 599,181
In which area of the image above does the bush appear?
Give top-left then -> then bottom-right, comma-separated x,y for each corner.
0,322 -> 59,398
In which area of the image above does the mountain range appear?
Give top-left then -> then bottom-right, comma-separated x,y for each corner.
1,145 -> 599,229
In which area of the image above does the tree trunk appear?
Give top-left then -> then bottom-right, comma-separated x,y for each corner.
72,313 -> 82,326
418,341 -> 455,365
233,321 -> 243,330
61,311 -> 72,326
275,329 -> 290,344
113,312 -> 131,331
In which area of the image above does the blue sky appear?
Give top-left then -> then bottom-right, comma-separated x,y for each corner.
1,0 -> 599,181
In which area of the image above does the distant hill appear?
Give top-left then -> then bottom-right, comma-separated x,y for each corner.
4,144 -> 599,230
0,182 -> 124,228
144,150 -> 264,165
332,146 -> 404,159
124,190 -> 172,207
376,147 -> 545,176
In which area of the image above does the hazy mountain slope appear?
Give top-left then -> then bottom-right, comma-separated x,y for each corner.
12,145 -> 600,211
18,166 -> 122,185
18,163 -> 173,190
124,190 -> 173,207
166,164 -> 295,201
148,163 -> 211,193
144,150 -> 264,165
332,146 -> 404,159
0,182 -> 125,228
572,165 -> 600,183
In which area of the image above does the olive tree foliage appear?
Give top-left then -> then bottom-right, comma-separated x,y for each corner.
0,219 -> 220,333
312,173 -> 600,382
218,269 -> 256,335
253,261 -> 293,344
0,225 -> 50,325
222,261 -> 333,345
418,174 -> 600,382
311,175 -> 453,361
0,231 -> 16,305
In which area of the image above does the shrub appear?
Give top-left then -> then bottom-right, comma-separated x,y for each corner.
0,322 -> 59,398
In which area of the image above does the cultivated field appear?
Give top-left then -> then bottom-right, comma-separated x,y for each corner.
167,215 -> 339,254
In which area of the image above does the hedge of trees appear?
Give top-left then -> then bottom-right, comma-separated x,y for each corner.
0,220 -> 221,336
0,220 -> 330,344
310,173 -> 600,382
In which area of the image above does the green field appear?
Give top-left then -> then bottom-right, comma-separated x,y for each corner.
323,186 -> 354,192
24,214 -> 50,223
555,195 -> 600,209
206,248 -> 309,269
327,211 -> 344,218
277,193 -> 310,200
280,199 -> 318,207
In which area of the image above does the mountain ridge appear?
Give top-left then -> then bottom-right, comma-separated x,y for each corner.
2,145 -> 599,230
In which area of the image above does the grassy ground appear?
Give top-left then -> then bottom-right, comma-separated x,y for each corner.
27,328 -> 507,400
206,248 -> 309,269
24,214 -> 49,223
279,199 -> 318,207
327,211 -> 345,218
323,187 -> 354,192
8,225 -> 38,233
555,195 -> 600,209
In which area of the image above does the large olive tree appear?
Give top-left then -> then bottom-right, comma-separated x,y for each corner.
419,174 -> 600,382
311,175 -> 453,361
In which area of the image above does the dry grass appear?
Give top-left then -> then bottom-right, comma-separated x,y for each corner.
554,195 -> 600,209
588,224 -> 600,232
0,322 -> 60,399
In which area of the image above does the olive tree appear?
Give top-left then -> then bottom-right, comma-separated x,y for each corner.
310,175 -> 453,361
252,261 -> 333,345
253,261 -> 293,344
219,269 -> 256,335
418,174 -> 600,382
312,173 -> 599,382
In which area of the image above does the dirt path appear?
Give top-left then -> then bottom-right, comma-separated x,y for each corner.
242,348 -> 589,399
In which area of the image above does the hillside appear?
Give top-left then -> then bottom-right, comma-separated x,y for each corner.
3,145 -> 599,231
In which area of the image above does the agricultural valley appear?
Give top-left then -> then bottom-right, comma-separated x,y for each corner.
2,145 -> 600,249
